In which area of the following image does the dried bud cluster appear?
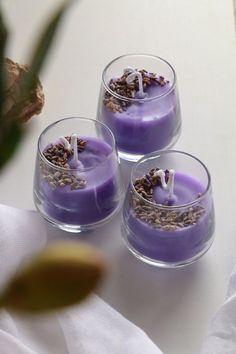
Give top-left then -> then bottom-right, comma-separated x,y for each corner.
134,168 -> 169,202
131,168 -> 205,230
43,136 -> 86,168
104,69 -> 168,113
40,136 -> 87,190
40,169 -> 86,191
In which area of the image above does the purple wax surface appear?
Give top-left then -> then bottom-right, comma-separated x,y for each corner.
40,137 -> 119,225
101,83 -> 180,154
153,172 -> 203,206
125,172 -> 214,263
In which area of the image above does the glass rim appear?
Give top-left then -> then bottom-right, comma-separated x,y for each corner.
37,116 -> 116,172
130,149 -> 211,209
102,53 -> 177,103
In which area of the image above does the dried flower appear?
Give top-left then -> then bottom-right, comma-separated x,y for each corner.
104,69 -> 169,113
3,58 -> 44,123
131,168 -> 205,230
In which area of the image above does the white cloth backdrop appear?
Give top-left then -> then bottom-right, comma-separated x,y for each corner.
0,204 -> 163,354
201,263 -> 236,354
1,202 -> 236,354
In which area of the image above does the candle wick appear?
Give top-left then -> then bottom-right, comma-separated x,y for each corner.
154,169 -> 175,201
124,67 -> 134,75
154,170 -> 168,190
167,169 -> 175,200
71,133 -> 83,169
126,69 -> 147,99
59,136 -> 71,151
71,133 -> 79,164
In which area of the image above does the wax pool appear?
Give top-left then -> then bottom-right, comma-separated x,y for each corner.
36,137 -> 120,226
125,172 -> 214,263
100,75 -> 181,155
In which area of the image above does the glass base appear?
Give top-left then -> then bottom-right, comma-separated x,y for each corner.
34,194 -> 122,233
118,128 -> 182,162
121,224 -> 214,268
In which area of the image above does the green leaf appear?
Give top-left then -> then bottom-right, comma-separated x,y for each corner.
0,8 -> 22,171
0,242 -> 105,312
0,121 -> 22,170
19,0 -> 73,101
0,6 -> 8,121
0,1 -> 74,171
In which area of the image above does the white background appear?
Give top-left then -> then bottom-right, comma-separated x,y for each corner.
1,1 -> 236,353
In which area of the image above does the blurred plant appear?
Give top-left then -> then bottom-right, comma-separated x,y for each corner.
0,1 -> 105,312
0,243 -> 105,312
0,1 -> 70,170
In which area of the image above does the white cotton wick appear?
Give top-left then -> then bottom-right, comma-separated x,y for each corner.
167,169 -> 175,200
154,169 -> 175,200
71,134 -> 79,164
154,170 -> 168,190
126,70 -> 146,98
59,136 -> 71,151
124,67 -> 134,75
71,133 -> 83,169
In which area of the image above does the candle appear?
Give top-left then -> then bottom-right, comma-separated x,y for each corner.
122,151 -> 215,267
34,117 -> 123,232
97,54 -> 182,161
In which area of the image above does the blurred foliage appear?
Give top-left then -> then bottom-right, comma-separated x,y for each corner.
0,1 -> 105,312
0,243 -> 105,312
0,1 -> 70,170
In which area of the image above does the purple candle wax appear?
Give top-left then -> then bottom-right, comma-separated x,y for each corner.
39,137 -> 119,225
153,173 -> 202,206
100,70 -> 180,155
125,172 -> 214,263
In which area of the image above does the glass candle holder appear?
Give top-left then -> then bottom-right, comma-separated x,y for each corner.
97,54 -> 182,161
34,117 -> 123,233
122,150 -> 215,268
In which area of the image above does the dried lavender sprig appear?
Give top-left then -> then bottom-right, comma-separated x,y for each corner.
104,69 -> 169,113
131,168 -> 205,230
40,136 -> 87,190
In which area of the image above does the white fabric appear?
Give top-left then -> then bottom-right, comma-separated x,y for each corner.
201,262 -> 236,354
0,204 -> 163,354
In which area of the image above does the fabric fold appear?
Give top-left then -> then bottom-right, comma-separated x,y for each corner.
0,204 -> 163,354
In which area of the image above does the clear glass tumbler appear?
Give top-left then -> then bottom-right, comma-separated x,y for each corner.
34,117 -> 123,232
122,150 -> 215,268
97,54 -> 182,161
